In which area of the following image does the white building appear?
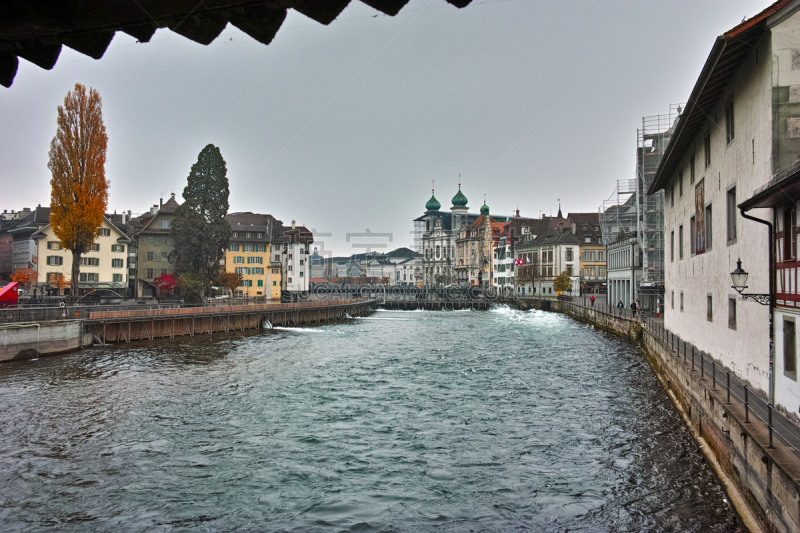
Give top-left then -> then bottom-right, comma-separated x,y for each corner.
31,216 -> 131,295
649,3 -> 800,409
606,236 -> 641,308
280,220 -> 313,294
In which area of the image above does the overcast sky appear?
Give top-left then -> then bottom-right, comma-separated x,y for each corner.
0,0 -> 770,256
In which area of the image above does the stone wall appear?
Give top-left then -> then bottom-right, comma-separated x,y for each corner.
0,321 -> 92,362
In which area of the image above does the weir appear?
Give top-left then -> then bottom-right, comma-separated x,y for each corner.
84,298 -> 374,344
0,299 -> 374,360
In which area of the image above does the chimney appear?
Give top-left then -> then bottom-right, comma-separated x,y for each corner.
160,198 -> 163,208
292,220 -> 296,229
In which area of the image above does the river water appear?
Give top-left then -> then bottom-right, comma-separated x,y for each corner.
0,306 -> 740,532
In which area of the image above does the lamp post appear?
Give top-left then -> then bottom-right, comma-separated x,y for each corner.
731,257 -> 774,404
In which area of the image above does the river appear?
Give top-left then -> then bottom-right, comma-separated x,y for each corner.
0,306 -> 740,532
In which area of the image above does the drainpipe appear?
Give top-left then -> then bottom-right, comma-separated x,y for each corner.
740,206 -> 775,405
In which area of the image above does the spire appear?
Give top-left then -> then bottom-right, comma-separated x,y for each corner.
557,199 -> 562,219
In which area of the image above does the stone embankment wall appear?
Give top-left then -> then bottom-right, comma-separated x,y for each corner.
0,321 -> 93,362
516,298 -> 800,533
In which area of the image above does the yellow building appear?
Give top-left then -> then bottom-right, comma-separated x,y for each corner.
579,243 -> 607,293
225,213 -> 282,299
31,216 -> 131,295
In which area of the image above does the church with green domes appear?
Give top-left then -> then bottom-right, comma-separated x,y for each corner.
413,182 -> 510,287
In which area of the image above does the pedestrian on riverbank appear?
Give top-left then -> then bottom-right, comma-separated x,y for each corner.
630,300 -> 637,317
590,295 -> 595,307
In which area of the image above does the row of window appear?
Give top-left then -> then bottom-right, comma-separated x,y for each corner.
145,251 -> 169,262
46,242 -> 125,252
234,267 -> 266,275
670,290 -> 737,330
233,256 -> 264,264
145,236 -> 173,246
232,232 -> 263,239
145,268 -> 169,279
46,256 -> 124,268
229,244 -> 267,252
47,272 -> 124,282
581,251 -> 606,261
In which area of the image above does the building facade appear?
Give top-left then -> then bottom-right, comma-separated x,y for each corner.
648,4 -> 800,407
606,236 -> 641,307
31,216 -> 131,295
225,212 -> 282,300
279,220 -> 313,295
135,195 -> 180,298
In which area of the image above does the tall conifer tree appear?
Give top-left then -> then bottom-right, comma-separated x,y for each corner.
170,144 -> 232,296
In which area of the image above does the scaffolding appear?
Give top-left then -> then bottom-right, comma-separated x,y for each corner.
413,219 -> 426,254
599,179 -> 637,245
637,105 -> 681,289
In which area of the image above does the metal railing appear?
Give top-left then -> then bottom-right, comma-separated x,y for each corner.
559,296 -> 800,460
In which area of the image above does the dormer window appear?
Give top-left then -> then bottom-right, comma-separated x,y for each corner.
585,236 -> 592,243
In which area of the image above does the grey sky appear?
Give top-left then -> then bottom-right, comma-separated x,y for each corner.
0,0 -> 769,256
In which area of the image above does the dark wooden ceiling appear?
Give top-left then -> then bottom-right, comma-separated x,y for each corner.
0,0 -> 473,87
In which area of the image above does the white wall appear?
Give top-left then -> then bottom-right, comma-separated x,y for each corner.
663,31 -> 773,395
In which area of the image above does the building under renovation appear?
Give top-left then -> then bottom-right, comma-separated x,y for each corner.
600,105 -> 682,311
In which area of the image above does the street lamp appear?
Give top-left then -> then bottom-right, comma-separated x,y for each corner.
730,258 -> 770,305
731,256 -> 775,407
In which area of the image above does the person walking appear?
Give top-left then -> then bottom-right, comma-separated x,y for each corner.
590,295 -> 595,307
630,300 -> 638,317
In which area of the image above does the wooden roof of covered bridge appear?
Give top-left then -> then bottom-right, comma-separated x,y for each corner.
0,0 -> 474,88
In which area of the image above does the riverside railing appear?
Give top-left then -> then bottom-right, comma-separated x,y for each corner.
559,296 -> 800,459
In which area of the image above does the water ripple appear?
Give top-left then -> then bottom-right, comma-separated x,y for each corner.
0,308 -> 740,532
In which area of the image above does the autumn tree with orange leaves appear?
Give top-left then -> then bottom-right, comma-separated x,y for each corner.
11,268 -> 37,288
48,83 -> 109,294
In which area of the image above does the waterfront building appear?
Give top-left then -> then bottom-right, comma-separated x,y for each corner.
335,256 -> 364,279
414,184 -> 509,287
135,195 -> 180,298
455,202 -> 506,286
606,235 -> 641,307
493,213 -> 541,292
648,1 -> 800,408
571,212 -> 604,294
0,212 -> 35,280
225,212 -> 279,299
7,206 -> 50,296
31,215 -> 131,295
513,208 -> 599,296
366,257 -> 395,282
278,220 -> 313,295
393,255 -> 421,286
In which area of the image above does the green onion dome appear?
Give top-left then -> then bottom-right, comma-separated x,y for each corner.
451,185 -> 468,208
480,202 -> 490,217
426,192 -> 441,212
